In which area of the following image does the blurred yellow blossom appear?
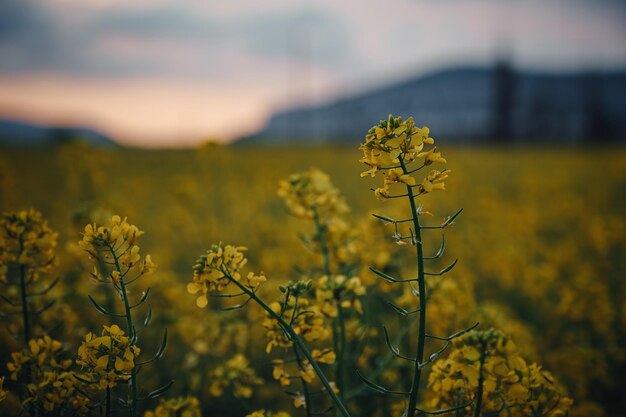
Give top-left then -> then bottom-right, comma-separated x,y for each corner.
7,335 -> 89,415
247,410 -> 291,417
315,274 -> 366,317
143,396 -> 202,417
0,209 -> 58,283
78,215 -> 156,284
428,329 -> 572,417
277,168 -> 349,221
264,296 -> 330,353
208,354 -> 262,399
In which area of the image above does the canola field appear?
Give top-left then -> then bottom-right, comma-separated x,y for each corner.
0,129 -> 625,417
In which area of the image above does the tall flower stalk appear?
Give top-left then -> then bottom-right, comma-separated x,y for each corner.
278,168 -> 363,402
0,209 -> 59,414
0,210 -> 58,347
358,115 -> 472,417
78,215 -> 169,417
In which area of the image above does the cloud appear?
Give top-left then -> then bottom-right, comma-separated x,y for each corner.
0,1 -> 355,78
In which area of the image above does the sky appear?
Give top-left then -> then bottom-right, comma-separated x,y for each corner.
1,0 -> 625,147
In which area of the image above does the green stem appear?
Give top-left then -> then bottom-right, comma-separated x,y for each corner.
336,298 -> 346,400
17,237 -> 35,417
345,320 -> 411,400
399,158 -> 427,417
226,275 -> 351,417
106,243 -> 138,417
19,264 -> 30,346
473,342 -> 487,417
293,346 -> 312,417
313,210 -> 332,277
105,387 -> 111,417
17,236 -> 31,346
313,212 -> 346,401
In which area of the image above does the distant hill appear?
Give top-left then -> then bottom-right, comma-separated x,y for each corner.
239,66 -> 626,145
0,120 -> 118,148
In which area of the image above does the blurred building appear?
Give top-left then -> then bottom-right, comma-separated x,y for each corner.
242,65 -> 626,145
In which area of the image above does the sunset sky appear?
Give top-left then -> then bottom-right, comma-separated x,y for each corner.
1,0 -> 625,147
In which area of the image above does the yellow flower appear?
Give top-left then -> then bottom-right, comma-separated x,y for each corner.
299,362 -> 315,383
0,377 -> 6,403
417,147 -> 447,165
263,293 -> 330,353
278,168 -> 349,221
272,360 -> 292,387
315,274 -> 366,317
428,329 -> 572,417
0,209 -> 58,283
312,348 -> 336,364
76,325 -> 140,389
384,168 -> 416,187
189,243 -> 263,307
360,115 -> 451,201
78,215 -> 156,285
417,170 -> 449,194
143,396 -> 202,417
293,393 -> 306,408
7,336 -> 89,414
207,354 -> 262,399
374,187 -> 390,200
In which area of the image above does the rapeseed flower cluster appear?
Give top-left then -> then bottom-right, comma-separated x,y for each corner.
22,370 -> 90,415
0,209 -> 57,283
428,329 -> 572,416
188,243 -> 266,307
76,324 -> 140,389
208,354 -> 262,399
272,349 -> 336,387
7,336 -> 69,379
79,214 -> 156,285
359,115 -> 448,199
314,274 -> 366,317
264,292 -> 330,354
7,336 -> 89,414
277,168 -> 349,221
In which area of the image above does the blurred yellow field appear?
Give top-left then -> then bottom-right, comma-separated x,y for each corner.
0,139 -> 625,417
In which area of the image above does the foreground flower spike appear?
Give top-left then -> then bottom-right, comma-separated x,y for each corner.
0,209 -> 61,414
189,244 -> 351,417
0,209 -> 58,345
79,215 -> 169,417
7,335 -> 90,415
358,115 -> 468,417
428,329 -> 573,417
359,115 -> 449,200
76,324 -> 140,389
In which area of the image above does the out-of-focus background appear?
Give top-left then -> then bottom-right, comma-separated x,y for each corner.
1,0 -> 625,147
1,1 -> 625,417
